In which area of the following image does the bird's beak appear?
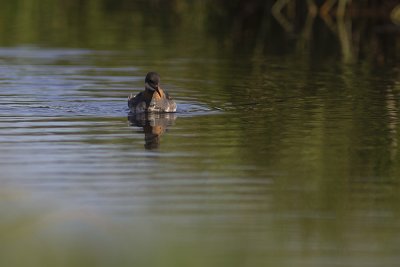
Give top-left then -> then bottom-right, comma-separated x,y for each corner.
145,82 -> 161,96
155,87 -> 161,97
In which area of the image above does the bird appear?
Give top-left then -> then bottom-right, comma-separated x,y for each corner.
128,72 -> 177,113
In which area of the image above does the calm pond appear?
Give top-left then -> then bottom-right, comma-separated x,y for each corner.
0,1 -> 399,266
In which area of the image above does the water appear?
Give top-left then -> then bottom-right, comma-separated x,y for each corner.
1,1 -> 400,266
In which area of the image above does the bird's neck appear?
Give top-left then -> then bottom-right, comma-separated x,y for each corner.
145,87 -> 164,99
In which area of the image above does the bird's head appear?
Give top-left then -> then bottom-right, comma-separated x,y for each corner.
145,72 -> 161,97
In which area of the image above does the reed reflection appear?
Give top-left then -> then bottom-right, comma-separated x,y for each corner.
128,112 -> 176,149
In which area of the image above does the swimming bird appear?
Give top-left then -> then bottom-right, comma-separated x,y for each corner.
128,72 -> 177,113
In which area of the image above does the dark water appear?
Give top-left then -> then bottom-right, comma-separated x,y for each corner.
1,1 -> 400,266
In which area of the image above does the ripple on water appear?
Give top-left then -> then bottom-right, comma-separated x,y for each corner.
0,99 -> 217,118
176,102 -> 220,117
0,46 -> 220,118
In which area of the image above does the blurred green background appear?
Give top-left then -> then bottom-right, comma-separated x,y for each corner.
1,0 -> 399,62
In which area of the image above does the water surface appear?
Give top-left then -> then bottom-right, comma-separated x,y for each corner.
1,2 -> 400,266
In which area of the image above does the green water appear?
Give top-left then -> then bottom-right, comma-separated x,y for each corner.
0,1 -> 399,266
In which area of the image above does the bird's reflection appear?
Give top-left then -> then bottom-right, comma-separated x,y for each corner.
128,112 -> 177,149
